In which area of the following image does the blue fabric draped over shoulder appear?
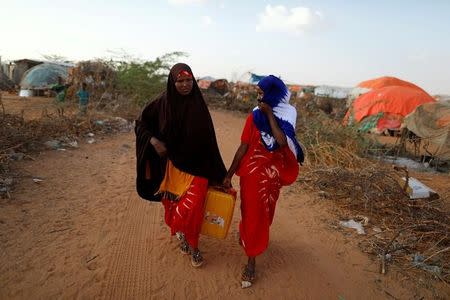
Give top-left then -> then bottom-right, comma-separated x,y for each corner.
252,75 -> 304,164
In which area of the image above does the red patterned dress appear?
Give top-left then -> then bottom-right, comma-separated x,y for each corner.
237,114 -> 299,257
162,177 -> 208,249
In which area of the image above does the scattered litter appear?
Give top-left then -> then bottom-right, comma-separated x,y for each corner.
10,153 -> 24,161
339,219 -> 366,235
95,120 -> 105,126
372,227 -> 382,233
400,177 -> 438,199
65,141 -> 79,148
44,140 -> 62,150
32,178 -> 44,183
87,133 -> 95,137
87,138 -> 96,144
354,215 -> 369,226
241,281 -> 252,289
0,177 -> 14,195
56,148 -> 67,151
318,190 -> 330,198
301,166 -> 449,281
0,178 -> 13,186
412,253 -> 442,276
382,156 -> 431,172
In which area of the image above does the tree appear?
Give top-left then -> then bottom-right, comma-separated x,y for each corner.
113,51 -> 187,105
41,54 -> 69,63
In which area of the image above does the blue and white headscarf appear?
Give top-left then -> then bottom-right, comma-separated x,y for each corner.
253,75 -> 304,164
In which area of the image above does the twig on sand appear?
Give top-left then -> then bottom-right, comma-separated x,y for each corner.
384,290 -> 399,300
48,228 -> 71,234
86,255 -> 98,264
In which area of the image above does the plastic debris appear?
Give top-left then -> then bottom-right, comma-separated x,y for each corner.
241,281 -> 252,289
44,140 -> 62,150
339,219 -> 366,235
1,178 -> 13,186
87,138 -> 96,144
400,177 -> 438,199
354,215 -> 369,226
412,253 -> 442,275
32,178 -> 44,183
383,156 -> 430,171
10,152 -> 24,161
0,177 -> 14,195
87,133 -> 95,137
63,141 -> 79,148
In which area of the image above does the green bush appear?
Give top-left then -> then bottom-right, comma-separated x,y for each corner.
112,51 -> 187,106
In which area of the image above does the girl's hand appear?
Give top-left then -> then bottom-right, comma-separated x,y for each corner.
258,102 -> 273,116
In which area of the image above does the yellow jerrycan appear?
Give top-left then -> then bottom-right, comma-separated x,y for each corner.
200,188 -> 237,239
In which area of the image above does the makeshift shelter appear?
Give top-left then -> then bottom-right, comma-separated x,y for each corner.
67,61 -> 116,101
197,76 -> 217,90
434,95 -> 450,103
198,76 -> 215,82
12,59 -> 42,85
249,73 -> 266,84
405,102 -> 450,159
209,79 -> 229,95
314,85 -> 351,99
357,76 -> 427,94
0,72 -> 14,91
20,63 -> 69,91
198,80 -> 211,90
347,87 -> 371,105
346,86 -> 435,132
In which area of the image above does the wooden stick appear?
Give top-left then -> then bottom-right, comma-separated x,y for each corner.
422,246 -> 450,264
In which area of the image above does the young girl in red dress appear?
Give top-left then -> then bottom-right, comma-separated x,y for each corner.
223,75 -> 304,287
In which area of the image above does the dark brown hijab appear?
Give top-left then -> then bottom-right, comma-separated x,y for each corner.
135,63 -> 226,201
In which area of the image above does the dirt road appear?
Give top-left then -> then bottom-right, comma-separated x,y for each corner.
0,109 -> 447,299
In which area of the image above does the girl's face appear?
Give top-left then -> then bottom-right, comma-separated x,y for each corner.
256,86 -> 264,102
175,74 -> 194,95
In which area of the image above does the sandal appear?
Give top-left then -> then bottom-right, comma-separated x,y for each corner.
176,232 -> 191,255
191,250 -> 204,268
175,232 -> 184,241
180,240 -> 191,255
241,264 -> 255,288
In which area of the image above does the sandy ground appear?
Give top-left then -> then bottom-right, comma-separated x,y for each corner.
0,97 -> 449,299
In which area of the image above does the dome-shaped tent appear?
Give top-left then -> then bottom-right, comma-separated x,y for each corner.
357,76 -> 427,94
346,86 -> 435,132
20,63 -> 69,90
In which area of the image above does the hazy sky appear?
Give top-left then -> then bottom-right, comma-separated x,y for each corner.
1,0 -> 449,94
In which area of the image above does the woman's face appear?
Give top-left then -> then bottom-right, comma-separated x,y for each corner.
175,74 -> 194,95
256,86 -> 264,102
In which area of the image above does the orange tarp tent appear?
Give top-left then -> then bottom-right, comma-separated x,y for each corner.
352,86 -> 435,123
357,76 -> 427,94
288,85 -> 302,92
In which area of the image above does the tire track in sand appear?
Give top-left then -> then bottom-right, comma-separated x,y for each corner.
102,191 -> 163,299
